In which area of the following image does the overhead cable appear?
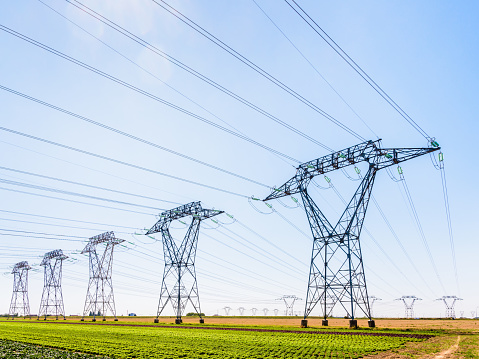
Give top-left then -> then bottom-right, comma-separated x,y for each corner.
0,85 -> 275,186
284,0 -> 431,140
251,0 -> 379,139
0,25 -> 299,165
37,0 -> 328,161
0,126 -> 251,198
438,157 -> 459,294
0,165 -> 181,206
148,0 -> 366,142
65,0 -> 336,152
399,172 -> 447,293
0,178 -> 166,212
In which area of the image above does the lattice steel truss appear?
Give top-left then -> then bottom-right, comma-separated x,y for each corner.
81,231 -> 124,321
436,296 -> 462,318
146,201 -> 223,324
369,296 -> 382,318
395,296 -> 422,318
38,250 -> 68,320
9,261 -> 31,319
264,139 -> 439,328
276,295 -> 302,316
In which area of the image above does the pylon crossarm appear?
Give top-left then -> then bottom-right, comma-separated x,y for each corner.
146,201 -> 224,235
264,140 -> 439,201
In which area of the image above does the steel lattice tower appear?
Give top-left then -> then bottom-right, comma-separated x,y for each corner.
81,231 -> 124,322
38,250 -> 68,320
277,295 -> 302,316
396,296 -> 422,318
369,296 -> 382,318
146,201 -> 223,324
264,140 -> 439,328
436,296 -> 462,318
9,261 -> 31,319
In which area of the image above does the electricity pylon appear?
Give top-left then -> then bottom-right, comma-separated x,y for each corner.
369,296 -> 382,318
264,139 -> 439,328
396,296 -> 422,318
146,201 -> 223,324
238,307 -> 245,316
277,295 -> 302,316
436,296 -> 462,318
9,261 -> 31,319
38,250 -> 68,320
81,231 -> 124,322
273,309 -> 279,316
251,308 -> 258,315
262,308 -> 269,316
223,306 -> 232,316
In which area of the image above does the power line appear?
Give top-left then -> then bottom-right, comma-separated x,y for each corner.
0,85 -> 274,187
0,126 -> 250,198
251,0 -> 379,139
0,25 -> 299,164
0,178 -> 165,212
438,159 -> 459,295
399,172 -> 446,293
148,0 -> 366,142
0,165 -> 180,206
0,209 -> 141,230
0,186 -> 155,216
283,0 -> 431,140
0,217 -> 131,235
64,0 -> 334,153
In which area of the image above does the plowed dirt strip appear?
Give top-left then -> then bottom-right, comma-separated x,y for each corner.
2,320 -> 433,339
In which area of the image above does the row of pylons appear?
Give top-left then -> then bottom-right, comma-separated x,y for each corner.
8,232 -> 123,321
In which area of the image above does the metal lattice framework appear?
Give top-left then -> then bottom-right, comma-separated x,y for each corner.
436,296 -> 462,318
38,249 -> 68,320
264,139 -> 439,328
146,201 -> 223,324
81,231 -> 124,321
369,296 -> 382,318
396,296 -> 422,318
9,261 -> 31,319
277,295 -> 302,316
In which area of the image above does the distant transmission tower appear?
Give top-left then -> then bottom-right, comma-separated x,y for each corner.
396,296 -> 422,318
264,140 -> 438,328
436,296 -> 463,318
262,308 -> 269,316
223,306 -> 232,316
273,309 -> 279,316
81,231 -> 124,322
369,296 -> 382,318
238,307 -> 245,316
460,311 -> 464,318
9,261 -> 31,319
146,202 -> 223,324
251,308 -> 257,316
38,250 -> 68,320
277,295 -> 302,316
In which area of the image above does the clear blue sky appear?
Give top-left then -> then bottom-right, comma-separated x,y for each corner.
0,0 -> 477,318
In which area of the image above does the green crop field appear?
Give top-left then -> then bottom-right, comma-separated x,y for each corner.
0,321 -> 432,358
